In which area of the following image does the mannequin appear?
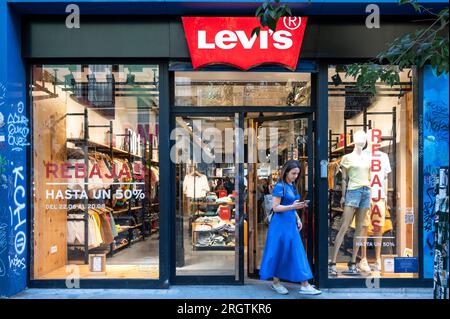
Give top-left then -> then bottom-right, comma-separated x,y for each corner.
329,130 -> 371,276
359,129 -> 392,272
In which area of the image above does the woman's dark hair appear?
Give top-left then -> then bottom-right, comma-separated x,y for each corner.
278,160 -> 303,195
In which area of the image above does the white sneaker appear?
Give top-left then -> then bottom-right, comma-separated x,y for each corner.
358,258 -> 371,273
299,284 -> 322,295
270,283 -> 289,295
374,259 -> 382,272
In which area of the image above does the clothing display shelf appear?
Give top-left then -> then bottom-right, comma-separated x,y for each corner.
191,198 -> 236,251
327,107 -> 397,248
65,108 -> 151,263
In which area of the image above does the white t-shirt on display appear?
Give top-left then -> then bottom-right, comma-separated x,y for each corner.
183,174 -> 210,198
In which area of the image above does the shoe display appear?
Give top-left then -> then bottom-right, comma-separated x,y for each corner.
270,283 -> 289,295
358,258 -> 371,273
374,258 -> 382,272
299,284 -> 322,295
328,262 -> 338,276
342,262 -> 361,275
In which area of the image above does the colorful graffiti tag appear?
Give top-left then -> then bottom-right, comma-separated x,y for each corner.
423,66 -> 449,278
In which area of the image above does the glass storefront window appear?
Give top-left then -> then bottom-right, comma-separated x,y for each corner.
327,65 -> 419,279
31,64 -> 160,280
175,72 -> 311,107
174,116 -> 238,276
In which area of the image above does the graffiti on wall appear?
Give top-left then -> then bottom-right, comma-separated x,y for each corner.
7,102 -> 30,152
423,66 -> 449,278
0,79 -> 29,294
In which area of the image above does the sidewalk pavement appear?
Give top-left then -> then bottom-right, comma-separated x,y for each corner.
8,279 -> 433,299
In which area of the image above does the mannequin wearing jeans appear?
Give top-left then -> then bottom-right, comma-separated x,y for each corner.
329,130 -> 371,275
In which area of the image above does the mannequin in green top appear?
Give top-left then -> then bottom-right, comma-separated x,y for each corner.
329,130 -> 372,276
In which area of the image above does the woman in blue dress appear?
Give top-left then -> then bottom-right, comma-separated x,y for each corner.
260,160 -> 321,295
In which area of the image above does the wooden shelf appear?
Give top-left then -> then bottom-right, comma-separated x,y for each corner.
67,138 -> 143,159
331,143 -> 355,155
113,205 -> 143,214
193,245 -> 235,251
113,242 -> 129,251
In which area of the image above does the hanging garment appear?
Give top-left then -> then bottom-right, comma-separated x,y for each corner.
109,212 -> 118,237
183,174 -> 210,198
89,210 -> 104,245
67,158 -> 86,192
99,212 -> 114,245
97,157 -> 113,188
67,214 -> 101,248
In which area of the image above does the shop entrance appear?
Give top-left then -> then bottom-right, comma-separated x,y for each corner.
171,70 -> 315,284
171,111 -> 315,283
245,113 -> 314,279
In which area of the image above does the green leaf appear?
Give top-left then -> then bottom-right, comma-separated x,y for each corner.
261,13 -> 268,27
255,6 -> 263,17
251,27 -> 261,38
268,18 -> 277,32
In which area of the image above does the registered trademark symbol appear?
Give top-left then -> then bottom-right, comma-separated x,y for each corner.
283,17 -> 302,30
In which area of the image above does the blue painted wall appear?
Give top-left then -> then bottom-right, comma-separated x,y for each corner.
0,0 -> 29,298
422,66 -> 449,278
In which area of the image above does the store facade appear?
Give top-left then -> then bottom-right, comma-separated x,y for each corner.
0,1 -> 448,296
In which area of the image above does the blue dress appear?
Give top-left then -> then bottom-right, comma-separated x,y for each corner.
259,182 -> 313,282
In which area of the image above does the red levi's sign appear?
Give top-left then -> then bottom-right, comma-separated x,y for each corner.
182,17 -> 308,70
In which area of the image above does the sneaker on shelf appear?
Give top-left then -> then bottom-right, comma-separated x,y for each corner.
358,258 -> 371,273
342,262 -> 361,275
374,258 -> 382,272
299,284 -> 322,295
270,283 -> 289,295
328,262 -> 338,276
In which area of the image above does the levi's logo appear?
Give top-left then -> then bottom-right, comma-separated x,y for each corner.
182,17 -> 308,70
197,30 -> 293,50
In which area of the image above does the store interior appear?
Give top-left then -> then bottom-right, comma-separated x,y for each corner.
31,64 -> 419,281
32,65 -> 160,279
327,66 -> 419,278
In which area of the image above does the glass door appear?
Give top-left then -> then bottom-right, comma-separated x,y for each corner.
173,114 -> 243,281
246,113 -> 314,277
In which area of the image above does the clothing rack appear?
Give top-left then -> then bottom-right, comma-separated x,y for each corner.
108,129 -> 147,257
66,108 -> 151,263
327,106 -> 397,252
